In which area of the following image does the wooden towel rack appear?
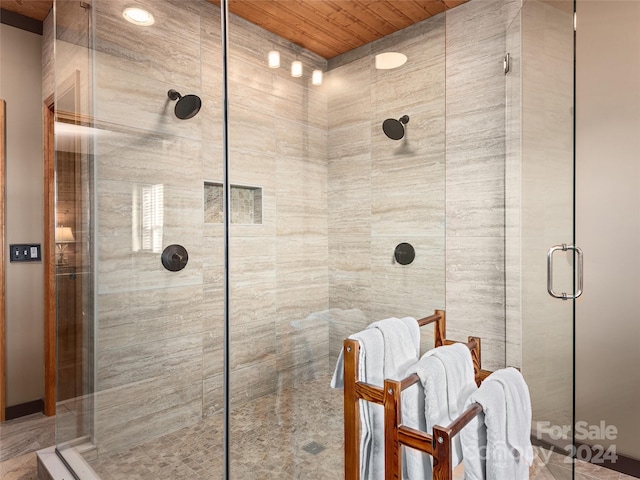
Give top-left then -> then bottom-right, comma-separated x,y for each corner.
343,309 -> 492,480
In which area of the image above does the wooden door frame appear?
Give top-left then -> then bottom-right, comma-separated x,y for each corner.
0,97 -> 56,420
1,99 -> 6,421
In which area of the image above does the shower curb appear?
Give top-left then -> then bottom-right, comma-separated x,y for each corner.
37,446 -> 99,480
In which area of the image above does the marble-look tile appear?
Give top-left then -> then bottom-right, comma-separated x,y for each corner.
276,310 -> 330,376
0,451 -> 38,480
228,359 -> 278,405
96,182 -> 204,291
328,235 -> 372,312
94,53 -> 205,141
0,414 -> 55,463
96,332 -> 203,390
327,308 -> 371,362
445,282 -> 506,370
229,321 -> 276,372
326,57 -> 373,129
273,77 -> 328,131
94,378 -> 203,455
328,121 -> 372,160
370,236 -> 445,319
328,150 -> 372,236
96,132 -> 203,189
276,157 -> 328,200
446,236 -> 505,286
446,0 -> 510,46
228,104 -> 277,155
96,285 -> 204,351
94,0 -> 202,93
44,375 -> 630,480
276,121 -> 327,161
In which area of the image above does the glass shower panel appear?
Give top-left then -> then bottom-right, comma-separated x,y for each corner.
514,0 -> 576,477
54,0 -> 225,477
53,0 -> 95,461
226,2 -> 446,477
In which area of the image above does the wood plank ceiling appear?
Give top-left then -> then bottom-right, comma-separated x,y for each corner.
1,0 -> 468,59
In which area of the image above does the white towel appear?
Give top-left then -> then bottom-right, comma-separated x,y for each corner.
370,317 -> 422,479
330,328 -> 385,479
330,317 -> 421,480
460,367 -> 534,480
368,317 -> 420,379
329,317 -> 420,387
401,369 -> 430,480
407,343 -> 477,472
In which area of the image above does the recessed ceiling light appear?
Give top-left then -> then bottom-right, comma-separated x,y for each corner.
123,7 -> 155,26
375,52 -> 407,70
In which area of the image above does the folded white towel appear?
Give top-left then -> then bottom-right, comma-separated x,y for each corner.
460,367 -> 534,480
407,343 -> 477,471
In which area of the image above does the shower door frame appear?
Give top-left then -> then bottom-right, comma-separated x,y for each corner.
512,0 -> 578,477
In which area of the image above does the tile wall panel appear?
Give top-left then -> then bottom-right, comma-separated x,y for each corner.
445,0 -> 509,370
50,0 -> 525,455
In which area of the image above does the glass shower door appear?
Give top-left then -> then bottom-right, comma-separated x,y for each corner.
507,0 -> 578,477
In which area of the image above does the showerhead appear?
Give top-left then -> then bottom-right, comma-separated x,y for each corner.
382,115 -> 410,140
168,89 -> 202,120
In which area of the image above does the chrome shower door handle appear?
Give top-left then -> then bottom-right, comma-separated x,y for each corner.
547,244 -> 583,300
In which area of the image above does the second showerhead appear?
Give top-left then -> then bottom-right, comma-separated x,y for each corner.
168,89 -> 202,120
382,115 -> 410,140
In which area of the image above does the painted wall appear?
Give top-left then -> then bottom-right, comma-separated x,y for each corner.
0,23 -> 45,407
518,0 -> 575,434
576,0 -> 640,460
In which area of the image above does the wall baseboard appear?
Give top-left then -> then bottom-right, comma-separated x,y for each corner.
532,435 -> 640,478
5,399 -> 44,420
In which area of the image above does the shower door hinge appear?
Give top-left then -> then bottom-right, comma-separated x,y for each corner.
503,53 -> 510,75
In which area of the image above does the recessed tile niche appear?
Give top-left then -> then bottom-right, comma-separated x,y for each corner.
204,182 -> 263,225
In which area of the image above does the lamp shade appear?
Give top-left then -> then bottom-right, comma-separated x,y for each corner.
56,226 -> 75,243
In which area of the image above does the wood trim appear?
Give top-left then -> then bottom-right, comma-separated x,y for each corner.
43,99 -> 55,416
343,338 -> 361,480
1,99 -> 6,421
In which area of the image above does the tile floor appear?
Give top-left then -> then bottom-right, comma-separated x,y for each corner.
0,412 -> 55,480
1,375 -> 637,479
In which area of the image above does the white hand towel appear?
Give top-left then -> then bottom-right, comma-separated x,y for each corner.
401,369 -> 431,480
460,367 -> 534,480
368,317 -> 422,479
409,343 -> 477,469
399,316 -> 421,357
330,328 -> 385,480
331,317 -> 422,480
368,317 -> 420,379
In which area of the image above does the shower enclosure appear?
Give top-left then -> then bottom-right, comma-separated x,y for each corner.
46,0 -> 584,478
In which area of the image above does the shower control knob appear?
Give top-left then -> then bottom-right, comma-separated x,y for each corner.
161,244 -> 189,272
394,242 -> 415,265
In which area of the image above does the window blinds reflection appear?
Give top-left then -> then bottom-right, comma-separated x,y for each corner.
132,184 -> 164,253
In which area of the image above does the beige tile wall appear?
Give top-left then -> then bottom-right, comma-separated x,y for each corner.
327,0 -> 519,371
48,0 -> 526,456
